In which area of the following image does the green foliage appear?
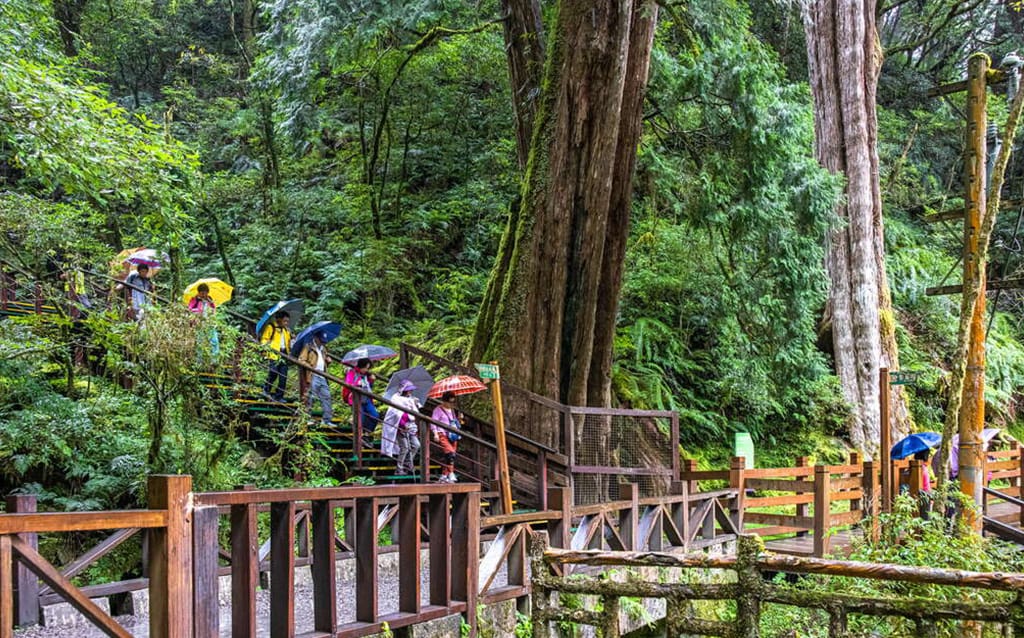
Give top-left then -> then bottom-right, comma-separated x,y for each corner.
618,1 -> 846,446
760,492 -> 1024,637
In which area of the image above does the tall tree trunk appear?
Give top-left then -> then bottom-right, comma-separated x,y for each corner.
472,0 -> 658,452
804,0 -> 908,458
500,0 -> 545,171
53,0 -> 89,57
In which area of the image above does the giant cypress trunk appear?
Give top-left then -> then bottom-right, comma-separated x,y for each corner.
472,0 -> 658,452
803,0 -> 909,458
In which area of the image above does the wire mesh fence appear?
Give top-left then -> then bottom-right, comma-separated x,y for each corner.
571,409 -> 677,506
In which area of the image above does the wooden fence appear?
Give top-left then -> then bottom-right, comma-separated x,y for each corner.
532,533 -> 1024,637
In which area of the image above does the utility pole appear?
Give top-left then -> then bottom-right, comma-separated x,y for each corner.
959,53 -> 989,528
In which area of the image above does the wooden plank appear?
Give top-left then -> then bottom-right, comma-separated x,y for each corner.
356,497 -> 379,623
927,278 -> 1024,296
825,464 -> 863,475
481,509 -> 562,529
428,494 -> 451,607
230,501 -> 258,638
743,466 -> 815,479
744,513 -> 814,529
830,510 -> 864,527
451,491 -> 479,635
0,511 -> 166,534
10,536 -> 131,638
196,483 -> 479,506
270,501 -> 296,637
814,467 -> 831,558
6,494 -> 38,627
748,525 -> 807,538
744,478 -> 815,492
572,500 -> 633,517
745,494 -> 814,508
147,475 -> 192,638
39,578 -> 149,607
831,489 -> 864,502
311,500 -> 338,634
1,535 -> 12,638
571,515 -> 601,550
398,496 -> 421,613
830,478 -> 862,491
193,506 -> 220,638
677,470 -> 730,482
38,528 -> 139,599
479,526 -> 517,595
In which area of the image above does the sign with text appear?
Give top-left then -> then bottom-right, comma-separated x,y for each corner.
475,363 -> 500,380
890,370 -> 923,386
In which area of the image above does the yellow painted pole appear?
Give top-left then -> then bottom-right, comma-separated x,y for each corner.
489,361 -> 514,515
960,53 -> 989,530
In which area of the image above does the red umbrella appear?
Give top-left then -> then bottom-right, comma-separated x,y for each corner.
428,375 -> 487,399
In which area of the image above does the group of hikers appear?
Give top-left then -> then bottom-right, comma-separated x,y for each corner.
44,254 -> 464,482
258,311 -> 463,482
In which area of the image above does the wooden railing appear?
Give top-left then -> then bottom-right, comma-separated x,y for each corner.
682,455 -> 882,557
0,476 -> 191,638
531,533 -> 1024,637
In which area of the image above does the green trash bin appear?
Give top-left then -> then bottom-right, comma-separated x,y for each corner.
734,432 -> 754,469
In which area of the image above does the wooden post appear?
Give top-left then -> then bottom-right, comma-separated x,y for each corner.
960,52 -> 990,531
398,495 -> 422,614
529,531 -> 553,638
488,362 -> 514,515
849,452 -> 862,517
1,535 -> 12,638
671,481 -> 688,551
450,491 -> 480,632
270,501 -> 296,637
795,457 -> 810,538
1018,446 -> 1024,526
601,595 -> 621,638
909,460 -> 922,499
147,475 -> 193,638
537,451 -> 549,510
192,506 -> 220,638
879,368 -> 892,514
546,487 -> 571,550
734,535 -> 762,638
618,484 -> 639,551
813,466 -> 831,558
355,497 -> 379,623
682,459 -> 699,495
5,495 -> 38,627
310,500 -> 337,634
862,460 -> 880,543
428,494 -> 451,607
729,457 -> 746,532
230,486 -> 258,638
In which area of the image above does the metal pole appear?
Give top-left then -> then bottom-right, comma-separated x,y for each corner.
960,52 -> 989,529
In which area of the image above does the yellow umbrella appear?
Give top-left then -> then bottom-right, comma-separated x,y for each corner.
110,246 -> 146,277
182,278 -> 233,307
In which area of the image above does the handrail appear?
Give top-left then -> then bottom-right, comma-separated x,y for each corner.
400,342 -> 561,454
196,481 -> 478,506
984,485 -> 1024,508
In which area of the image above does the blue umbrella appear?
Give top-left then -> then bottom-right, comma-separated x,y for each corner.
291,321 -> 342,357
255,299 -> 304,338
341,344 -> 398,365
890,431 -> 941,460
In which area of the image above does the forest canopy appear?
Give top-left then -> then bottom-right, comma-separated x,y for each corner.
1,0 -> 1024,505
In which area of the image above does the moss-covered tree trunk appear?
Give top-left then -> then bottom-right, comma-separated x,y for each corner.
803,0 -> 910,458
472,0 -> 658,457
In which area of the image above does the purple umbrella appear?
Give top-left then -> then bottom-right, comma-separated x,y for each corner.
934,428 -> 1001,479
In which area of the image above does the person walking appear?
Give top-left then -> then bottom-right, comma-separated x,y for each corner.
120,264 -> 154,321
299,331 -> 333,425
388,380 -> 422,476
260,312 -> 292,401
187,282 -> 220,360
344,358 -> 379,444
431,392 -> 462,483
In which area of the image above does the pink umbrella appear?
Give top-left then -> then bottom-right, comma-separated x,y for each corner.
934,428 -> 1001,479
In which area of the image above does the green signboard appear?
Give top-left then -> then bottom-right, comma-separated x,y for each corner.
734,432 -> 755,469
475,363 -> 500,380
890,370 -> 923,386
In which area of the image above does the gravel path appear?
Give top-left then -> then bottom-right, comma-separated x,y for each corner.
11,554 -> 485,638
